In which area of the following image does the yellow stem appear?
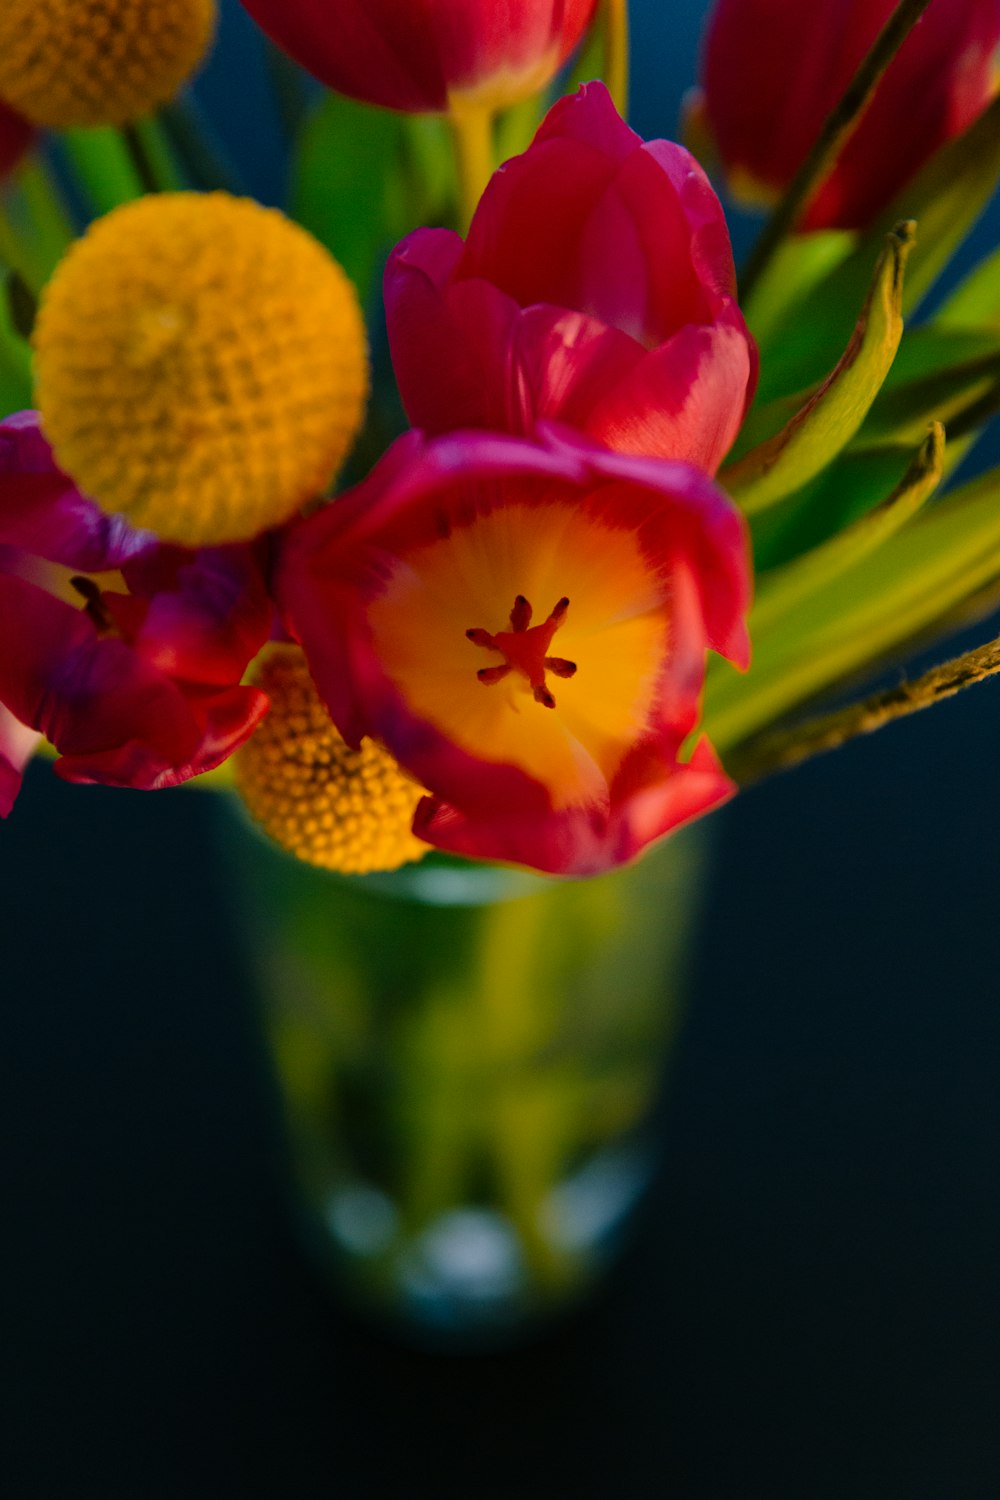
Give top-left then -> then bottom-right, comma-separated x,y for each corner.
448,103 -> 495,232
603,0 -> 630,117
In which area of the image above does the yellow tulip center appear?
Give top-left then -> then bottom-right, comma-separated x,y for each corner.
367,500 -> 668,811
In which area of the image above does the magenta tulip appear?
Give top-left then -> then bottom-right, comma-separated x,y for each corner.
278,426 -> 751,876
238,0 -> 597,114
385,84 -> 756,475
0,413 -> 273,813
697,0 -> 1000,229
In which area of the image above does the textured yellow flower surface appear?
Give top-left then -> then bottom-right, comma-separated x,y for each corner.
0,0 -> 216,128
235,649 -> 429,876
34,193 -> 369,546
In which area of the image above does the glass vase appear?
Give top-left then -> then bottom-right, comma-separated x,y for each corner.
221,806 -> 711,1347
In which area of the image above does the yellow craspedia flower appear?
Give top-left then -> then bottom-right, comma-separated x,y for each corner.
235,648 -> 429,876
34,193 -> 368,547
0,0 -> 216,129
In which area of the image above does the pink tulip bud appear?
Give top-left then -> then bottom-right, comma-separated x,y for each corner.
386,84 -> 757,476
239,0 -> 597,114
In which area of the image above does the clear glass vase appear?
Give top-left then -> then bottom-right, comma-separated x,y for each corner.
221,806 -> 710,1347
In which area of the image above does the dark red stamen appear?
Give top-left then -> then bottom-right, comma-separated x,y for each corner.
70,575 -> 112,633
467,595 -> 575,708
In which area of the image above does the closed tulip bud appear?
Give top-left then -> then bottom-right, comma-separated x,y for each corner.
238,0 -> 598,115
694,0 -> 1000,230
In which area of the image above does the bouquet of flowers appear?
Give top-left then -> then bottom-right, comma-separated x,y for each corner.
2,0 -> 999,1338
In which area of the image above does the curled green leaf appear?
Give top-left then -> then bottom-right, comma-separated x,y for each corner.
722,223 -> 914,516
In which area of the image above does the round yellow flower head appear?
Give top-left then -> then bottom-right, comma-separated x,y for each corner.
0,0 -> 216,129
235,648 -> 430,876
34,193 -> 368,547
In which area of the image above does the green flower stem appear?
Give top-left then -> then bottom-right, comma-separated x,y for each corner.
739,0 -> 935,304
120,122 -> 166,195
0,202 -> 42,293
62,128 -> 144,213
159,98 -> 250,196
16,157 -> 74,280
728,634 -> 1000,784
448,102 -> 495,231
603,0 -> 630,118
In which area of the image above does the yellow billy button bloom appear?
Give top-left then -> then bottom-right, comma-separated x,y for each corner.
33,193 -> 368,547
235,648 -> 429,876
0,0 -> 216,129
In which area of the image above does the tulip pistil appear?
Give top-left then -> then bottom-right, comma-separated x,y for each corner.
70,574 -> 113,634
467,594 -> 576,708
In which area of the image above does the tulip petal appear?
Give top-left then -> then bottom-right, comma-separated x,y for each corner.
586,317 -> 754,473
280,429 -> 750,876
0,703 -> 40,817
0,412 -> 153,571
0,574 -> 268,791
414,735 -> 734,876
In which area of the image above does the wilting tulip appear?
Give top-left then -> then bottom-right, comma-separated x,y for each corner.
0,98 -> 33,181
385,83 -> 756,475
238,0 -> 597,114
696,0 -> 1000,229
0,413 -> 272,814
278,426 -> 751,877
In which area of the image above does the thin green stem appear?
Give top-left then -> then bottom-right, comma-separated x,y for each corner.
120,122 -> 163,195
739,0 -> 935,303
16,157 -> 74,278
603,0 -> 630,117
729,634 -> 1000,784
159,98 -> 250,195
448,103 -> 495,232
0,203 -> 41,293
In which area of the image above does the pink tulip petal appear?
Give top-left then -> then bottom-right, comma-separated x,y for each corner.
385,85 -> 756,467
0,413 -> 154,571
585,317 -> 754,473
414,735 -> 734,875
0,703 -> 41,817
279,429 -> 750,875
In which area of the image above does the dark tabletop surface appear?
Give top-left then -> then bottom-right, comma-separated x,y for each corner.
4,674 -> 1000,1499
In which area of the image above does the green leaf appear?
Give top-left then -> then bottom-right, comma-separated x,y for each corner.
749,439 -> 941,569
0,276 -> 32,417
59,128 -> 144,215
752,423 -> 943,631
5,269 -> 36,340
936,246 -> 1000,330
705,459 -> 1000,752
850,343 -> 1000,451
743,229 -> 854,347
721,224 -> 913,516
290,94 -> 404,303
289,94 -> 453,308
753,93 -> 1000,400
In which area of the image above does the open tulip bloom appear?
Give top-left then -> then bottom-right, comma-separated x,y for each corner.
1,0 -> 1000,880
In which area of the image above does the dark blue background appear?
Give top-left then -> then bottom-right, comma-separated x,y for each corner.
2,2 -> 999,1495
